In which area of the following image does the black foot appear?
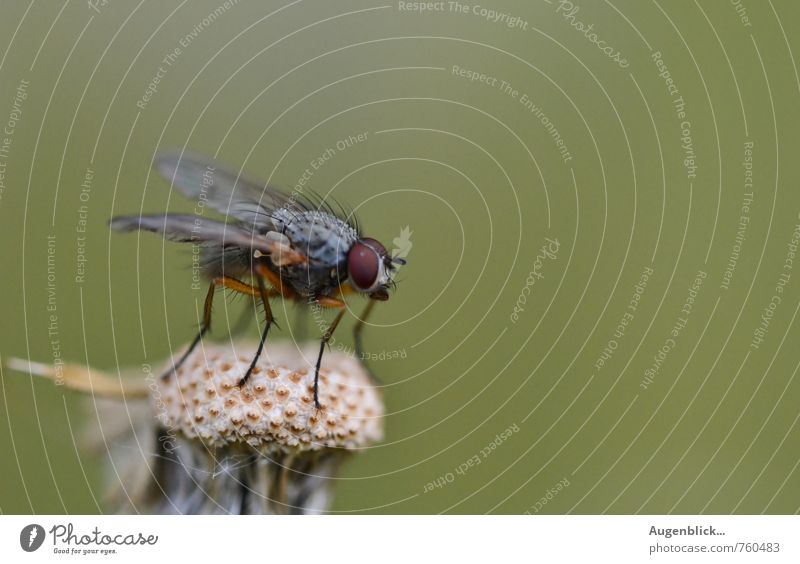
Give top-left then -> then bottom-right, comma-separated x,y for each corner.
162,326 -> 207,381
237,320 -> 272,388
313,337 -> 327,409
237,363 -> 256,388
313,368 -> 321,410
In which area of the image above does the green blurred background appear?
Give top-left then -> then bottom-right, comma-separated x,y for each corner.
1,0 -> 800,514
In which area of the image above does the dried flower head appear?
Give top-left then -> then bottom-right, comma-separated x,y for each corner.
161,343 -> 383,452
10,341 -> 384,514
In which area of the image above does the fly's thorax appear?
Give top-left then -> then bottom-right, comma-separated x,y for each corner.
272,208 -> 358,296
274,209 -> 358,264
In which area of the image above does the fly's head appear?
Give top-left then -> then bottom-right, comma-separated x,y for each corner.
346,237 -> 405,301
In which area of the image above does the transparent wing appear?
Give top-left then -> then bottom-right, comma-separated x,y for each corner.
109,214 -> 274,252
155,151 -> 301,232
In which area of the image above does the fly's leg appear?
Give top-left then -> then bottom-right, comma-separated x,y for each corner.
353,299 -> 382,384
314,297 -> 347,409
224,265 -> 297,388
229,283 -> 283,337
238,275 -> 277,387
164,276 -> 283,382
255,263 -> 295,299
162,282 -> 216,380
227,274 -> 283,337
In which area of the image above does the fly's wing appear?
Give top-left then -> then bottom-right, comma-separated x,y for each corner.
109,214 -> 309,267
155,151 -> 302,233
109,214 -> 275,252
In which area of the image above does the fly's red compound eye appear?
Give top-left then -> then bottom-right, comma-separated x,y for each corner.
360,237 -> 388,258
348,241 -> 380,291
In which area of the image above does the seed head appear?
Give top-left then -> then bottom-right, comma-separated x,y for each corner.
160,343 -> 383,452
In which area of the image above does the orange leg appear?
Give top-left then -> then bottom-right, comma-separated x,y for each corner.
317,295 -> 346,308
219,275 -> 278,387
255,264 -> 296,300
214,276 -> 258,296
163,276 -> 283,381
334,282 -> 356,298
222,275 -> 285,336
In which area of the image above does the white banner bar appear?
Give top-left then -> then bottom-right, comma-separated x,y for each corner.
1,515 -> 799,562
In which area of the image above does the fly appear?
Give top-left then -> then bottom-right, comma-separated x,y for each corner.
110,152 -> 404,408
